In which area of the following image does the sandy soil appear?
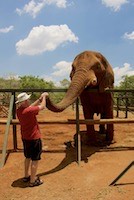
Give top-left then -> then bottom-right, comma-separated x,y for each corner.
0,107 -> 134,200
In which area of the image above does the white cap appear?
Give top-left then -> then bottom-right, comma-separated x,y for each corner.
15,92 -> 31,104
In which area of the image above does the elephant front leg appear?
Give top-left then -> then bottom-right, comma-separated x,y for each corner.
86,124 -> 97,144
82,110 -> 97,145
105,108 -> 114,144
80,94 -> 97,145
99,113 -> 106,134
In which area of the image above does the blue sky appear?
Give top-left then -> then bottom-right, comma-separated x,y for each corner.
0,0 -> 134,86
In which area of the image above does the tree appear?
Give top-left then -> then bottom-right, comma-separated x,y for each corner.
0,77 -> 20,89
0,77 -> 20,105
116,75 -> 134,107
19,75 -> 54,89
19,75 -> 55,101
60,79 -> 70,88
119,75 -> 134,89
50,79 -> 70,103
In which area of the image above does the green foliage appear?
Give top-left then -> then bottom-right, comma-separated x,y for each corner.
0,75 -> 67,103
50,92 -> 65,103
1,74 -> 133,106
19,75 -> 54,89
119,75 -> 134,89
60,79 -> 70,88
0,77 -> 20,89
0,77 -> 20,105
18,75 -> 67,102
114,75 -> 134,107
49,78 -> 70,103
19,75 -> 56,101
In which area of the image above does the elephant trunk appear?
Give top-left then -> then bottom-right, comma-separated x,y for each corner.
46,70 -> 90,112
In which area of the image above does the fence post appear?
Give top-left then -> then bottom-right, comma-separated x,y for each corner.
0,95 -> 14,168
76,98 -> 81,165
116,97 -> 119,117
125,96 -> 128,118
12,92 -> 17,151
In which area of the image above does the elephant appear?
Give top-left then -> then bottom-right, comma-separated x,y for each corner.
46,50 -> 114,145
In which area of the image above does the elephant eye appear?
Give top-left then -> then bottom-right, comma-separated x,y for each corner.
96,64 -> 101,70
70,66 -> 75,79
72,66 -> 75,73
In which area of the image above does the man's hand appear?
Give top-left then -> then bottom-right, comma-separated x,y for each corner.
41,92 -> 49,98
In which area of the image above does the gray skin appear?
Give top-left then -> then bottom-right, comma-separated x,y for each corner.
46,51 -> 114,145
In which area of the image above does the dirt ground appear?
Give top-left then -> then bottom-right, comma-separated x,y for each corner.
0,107 -> 134,200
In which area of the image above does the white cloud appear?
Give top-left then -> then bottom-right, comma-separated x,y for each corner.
0,25 -> 14,33
41,75 -> 61,86
52,61 -> 72,77
101,0 -> 129,11
113,63 -> 134,85
16,24 -> 78,55
41,74 -> 54,82
41,60 -> 72,86
123,31 -> 134,40
16,0 -> 67,18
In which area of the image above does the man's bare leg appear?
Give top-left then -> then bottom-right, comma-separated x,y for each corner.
24,158 -> 31,178
30,160 -> 38,183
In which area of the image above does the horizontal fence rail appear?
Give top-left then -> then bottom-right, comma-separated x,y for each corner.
0,118 -> 134,125
114,106 -> 134,111
0,88 -> 134,93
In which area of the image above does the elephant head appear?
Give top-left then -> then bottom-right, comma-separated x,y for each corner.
46,51 -> 114,112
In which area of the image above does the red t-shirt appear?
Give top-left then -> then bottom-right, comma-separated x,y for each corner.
16,106 -> 41,140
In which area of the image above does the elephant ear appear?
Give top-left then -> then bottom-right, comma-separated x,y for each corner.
70,52 -> 84,80
95,52 -> 114,92
70,64 -> 75,80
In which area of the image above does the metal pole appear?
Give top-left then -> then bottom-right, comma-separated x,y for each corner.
76,98 -> 81,165
110,161 -> 134,185
125,97 -> 128,118
12,92 -> 17,151
117,97 -> 119,118
0,95 -> 14,168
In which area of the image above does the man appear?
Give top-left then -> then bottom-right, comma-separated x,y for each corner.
16,92 -> 48,187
